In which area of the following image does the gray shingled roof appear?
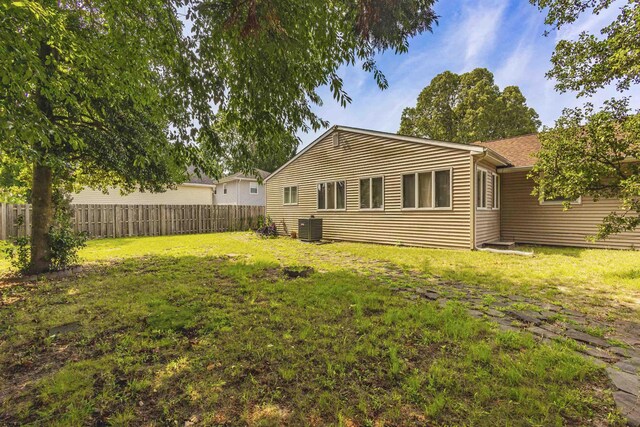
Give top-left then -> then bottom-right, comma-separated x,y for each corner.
216,169 -> 271,184
185,165 -> 216,185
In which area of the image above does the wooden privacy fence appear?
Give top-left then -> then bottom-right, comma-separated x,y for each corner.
0,203 -> 265,240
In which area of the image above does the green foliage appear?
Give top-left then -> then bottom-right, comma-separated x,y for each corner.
1,0 -> 438,271
531,99 -> 640,239
2,216 -> 31,273
531,0 -> 640,96
399,68 -> 540,143
2,192 -> 87,273
214,115 -> 297,174
532,0 -> 640,239
256,215 -> 277,238
47,191 -> 87,271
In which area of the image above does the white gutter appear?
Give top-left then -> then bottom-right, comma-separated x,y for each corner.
497,166 -> 534,174
469,151 -> 487,250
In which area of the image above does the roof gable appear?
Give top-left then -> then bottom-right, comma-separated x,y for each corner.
265,125 -> 504,182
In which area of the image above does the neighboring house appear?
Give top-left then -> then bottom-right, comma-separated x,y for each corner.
213,170 -> 270,206
71,168 -> 216,205
265,125 -> 640,250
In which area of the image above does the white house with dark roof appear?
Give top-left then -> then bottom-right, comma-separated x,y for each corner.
213,169 -> 270,206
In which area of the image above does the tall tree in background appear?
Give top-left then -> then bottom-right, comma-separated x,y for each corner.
398,68 -> 540,143
530,0 -> 640,239
0,0 -> 438,273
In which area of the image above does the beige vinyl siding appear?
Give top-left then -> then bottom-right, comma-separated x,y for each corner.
266,130 -> 472,249
71,185 -> 214,205
501,171 -> 640,249
475,160 -> 500,245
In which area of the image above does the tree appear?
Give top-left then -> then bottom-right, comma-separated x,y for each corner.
530,0 -> 640,239
532,0 -> 639,96
398,68 -> 540,143
214,115 -> 298,174
1,0 -> 438,273
531,100 -> 640,239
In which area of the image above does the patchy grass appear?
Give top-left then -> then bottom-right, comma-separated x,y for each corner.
0,233 -> 632,425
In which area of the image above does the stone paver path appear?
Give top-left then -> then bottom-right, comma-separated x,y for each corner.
277,247 -> 640,425
392,281 -> 640,426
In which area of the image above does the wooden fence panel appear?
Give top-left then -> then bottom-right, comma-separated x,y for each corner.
0,203 -> 264,240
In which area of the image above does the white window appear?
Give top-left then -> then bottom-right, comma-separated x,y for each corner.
283,186 -> 298,205
223,184 -> 227,195
359,177 -> 384,210
476,169 -> 488,209
402,169 -> 451,209
317,180 -> 346,210
492,173 -> 500,209
250,181 -> 258,194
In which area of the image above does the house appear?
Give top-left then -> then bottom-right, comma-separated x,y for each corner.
265,126 -> 640,250
213,169 -> 270,206
71,169 -> 216,205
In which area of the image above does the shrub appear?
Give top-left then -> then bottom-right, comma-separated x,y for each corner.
256,215 -> 277,238
48,191 -> 88,271
2,190 -> 87,274
2,215 -> 31,273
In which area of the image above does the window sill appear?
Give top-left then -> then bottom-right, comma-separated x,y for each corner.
359,208 -> 385,211
283,203 -> 298,206
401,207 -> 453,211
540,201 -> 582,206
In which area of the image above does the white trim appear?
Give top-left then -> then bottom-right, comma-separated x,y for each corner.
358,176 -> 385,211
476,167 -> 490,210
492,173 -> 500,210
249,181 -> 259,195
316,180 -> 347,211
264,125 -> 500,183
283,185 -> 299,206
180,182 -> 217,188
497,166 -> 533,174
401,168 -> 453,211
540,196 -> 582,206
342,126 -> 486,153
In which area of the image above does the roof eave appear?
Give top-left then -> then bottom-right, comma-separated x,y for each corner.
497,165 -> 534,174
265,125 -> 487,182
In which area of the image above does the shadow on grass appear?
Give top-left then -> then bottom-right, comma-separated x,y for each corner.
518,245 -> 588,258
0,254 -> 615,426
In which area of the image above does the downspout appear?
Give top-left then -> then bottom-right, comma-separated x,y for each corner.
470,150 -> 487,250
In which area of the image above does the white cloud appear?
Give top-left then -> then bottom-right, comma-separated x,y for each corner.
451,1 -> 508,69
296,0 -> 639,148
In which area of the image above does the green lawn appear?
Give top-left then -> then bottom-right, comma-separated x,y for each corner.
1,233 -> 636,425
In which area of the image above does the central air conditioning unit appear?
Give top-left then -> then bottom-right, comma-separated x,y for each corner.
298,217 -> 323,242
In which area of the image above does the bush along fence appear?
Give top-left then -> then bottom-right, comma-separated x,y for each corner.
0,203 -> 265,240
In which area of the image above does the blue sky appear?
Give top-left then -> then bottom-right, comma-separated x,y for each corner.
298,0 -> 638,148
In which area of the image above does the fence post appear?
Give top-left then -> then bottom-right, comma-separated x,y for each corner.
24,204 -> 31,238
0,203 -> 6,240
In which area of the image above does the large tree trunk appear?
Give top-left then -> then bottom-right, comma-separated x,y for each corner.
29,165 -> 53,274
29,40 -> 55,274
